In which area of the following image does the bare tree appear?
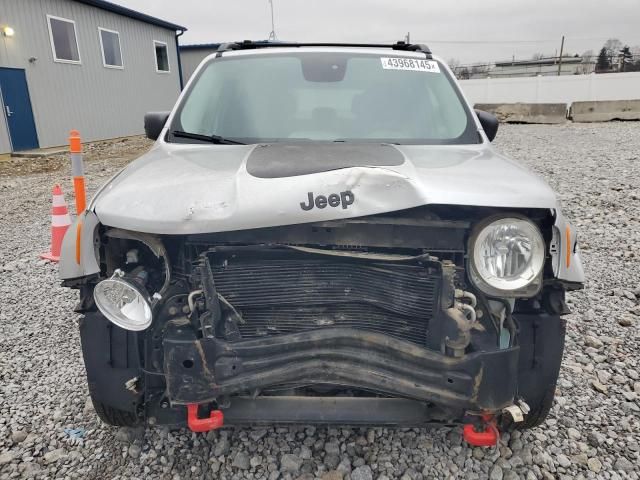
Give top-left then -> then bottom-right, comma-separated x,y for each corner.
580,50 -> 595,74
630,45 -> 640,71
603,38 -> 623,69
596,38 -> 622,71
603,38 -> 623,54
619,45 -> 633,72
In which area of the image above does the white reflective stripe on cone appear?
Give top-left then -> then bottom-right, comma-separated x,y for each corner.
52,195 -> 67,207
51,214 -> 71,227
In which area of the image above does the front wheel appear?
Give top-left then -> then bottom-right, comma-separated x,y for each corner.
91,397 -> 140,427
80,312 -> 145,426
511,312 -> 566,430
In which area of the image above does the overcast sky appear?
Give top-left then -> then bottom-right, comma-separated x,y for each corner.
121,0 -> 640,64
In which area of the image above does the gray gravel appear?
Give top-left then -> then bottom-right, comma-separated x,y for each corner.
1,124 -> 639,479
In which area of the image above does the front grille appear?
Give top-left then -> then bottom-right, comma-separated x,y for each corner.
211,257 -> 440,346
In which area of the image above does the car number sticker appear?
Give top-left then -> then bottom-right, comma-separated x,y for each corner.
380,57 -> 440,73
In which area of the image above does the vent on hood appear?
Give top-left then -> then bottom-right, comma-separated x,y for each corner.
246,143 -> 405,178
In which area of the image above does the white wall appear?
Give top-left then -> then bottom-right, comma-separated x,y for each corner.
460,72 -> 640,105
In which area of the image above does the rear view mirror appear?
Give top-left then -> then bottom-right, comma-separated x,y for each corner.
144,111 -> 170,140
474,110 -> 499,142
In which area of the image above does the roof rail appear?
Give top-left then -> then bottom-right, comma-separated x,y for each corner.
215,40 -> 432,58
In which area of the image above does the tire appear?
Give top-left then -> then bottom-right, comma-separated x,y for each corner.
91,397 -> 140,427
515,382 -> 556,429
510,312 -> 566,430
80,312 -> 145,425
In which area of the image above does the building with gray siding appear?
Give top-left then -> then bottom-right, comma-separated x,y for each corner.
491,56 -> 587,78
0,0 -> 186,154
179,42 -> 274,85
179,44 -> 220,85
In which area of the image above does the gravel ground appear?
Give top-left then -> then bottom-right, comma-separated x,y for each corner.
1,124 -> 639,479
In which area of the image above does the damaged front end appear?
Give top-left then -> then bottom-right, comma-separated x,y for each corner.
159,248 -> 518,414
65,205 -> 573,430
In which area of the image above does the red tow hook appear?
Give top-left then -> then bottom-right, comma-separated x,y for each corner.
462,415 -> 499,447
186,404 -> 224,433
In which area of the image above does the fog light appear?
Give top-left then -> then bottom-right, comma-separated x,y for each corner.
94,269 -> 152,331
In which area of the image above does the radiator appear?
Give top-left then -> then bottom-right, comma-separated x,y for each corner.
211,257 -> 440,346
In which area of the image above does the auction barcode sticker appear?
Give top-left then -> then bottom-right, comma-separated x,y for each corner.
380,57 -> 440,73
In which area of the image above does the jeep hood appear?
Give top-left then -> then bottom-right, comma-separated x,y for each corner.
92,142 -> 557,234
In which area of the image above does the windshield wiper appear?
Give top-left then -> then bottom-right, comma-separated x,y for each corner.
171,130 -> 246,145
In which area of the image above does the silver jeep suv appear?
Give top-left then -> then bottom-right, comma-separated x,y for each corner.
60,41 -> 584,440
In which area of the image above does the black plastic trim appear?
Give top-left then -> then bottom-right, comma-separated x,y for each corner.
246,143 -> 405,178
215,41 -> 432,57
144,112 -> 170,140
79,313 -> 143,413
221,397 -> 443,426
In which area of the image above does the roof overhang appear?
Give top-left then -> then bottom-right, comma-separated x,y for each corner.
73,0 -> 186,31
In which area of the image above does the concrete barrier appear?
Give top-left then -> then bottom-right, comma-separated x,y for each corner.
474,103 -> 568,124
569,100 -> 640,122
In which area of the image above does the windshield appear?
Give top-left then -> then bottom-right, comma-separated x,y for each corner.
170,51 -> 479,145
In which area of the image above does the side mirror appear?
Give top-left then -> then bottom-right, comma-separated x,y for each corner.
144,111 -> 170,140
474,109 -> 499,142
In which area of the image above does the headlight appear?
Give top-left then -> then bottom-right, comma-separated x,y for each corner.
94,269 -> 152,331
469,217 -> 545,297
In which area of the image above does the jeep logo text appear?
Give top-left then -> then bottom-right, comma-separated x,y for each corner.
300,191 -> 355,211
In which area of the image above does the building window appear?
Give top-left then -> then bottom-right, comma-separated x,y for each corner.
154,41 -> 170,73
47,15 -> 81,64
99,28 -> 123,68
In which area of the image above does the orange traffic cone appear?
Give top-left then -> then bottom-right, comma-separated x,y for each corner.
40,185 -> 72,262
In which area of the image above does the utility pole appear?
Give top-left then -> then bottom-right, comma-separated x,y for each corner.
557,35 -> 565,76
268,0 -> 277,41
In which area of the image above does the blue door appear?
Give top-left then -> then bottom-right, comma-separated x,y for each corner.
0,68 -> 39,151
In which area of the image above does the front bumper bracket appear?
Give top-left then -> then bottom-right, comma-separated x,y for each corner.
163,326 -> 518,413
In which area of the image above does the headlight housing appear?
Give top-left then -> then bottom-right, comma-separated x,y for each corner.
94,269 -> 153,331
468,217 -> 545,298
